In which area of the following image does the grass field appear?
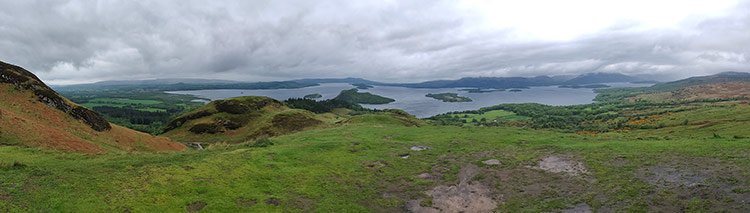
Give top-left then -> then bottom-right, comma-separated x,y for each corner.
59,90 -> 207,134
89,98 -> 164,105
2,113 -> 747,212
80,98 -> 166,112
453,109 -> 531,123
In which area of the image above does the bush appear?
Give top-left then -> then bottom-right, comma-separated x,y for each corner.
189,123 -> 223,134
0,161 -> 26,170
250,138 -> 274,148
215,100 -> 250,114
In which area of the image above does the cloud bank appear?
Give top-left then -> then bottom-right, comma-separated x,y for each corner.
0,0 -> 748,84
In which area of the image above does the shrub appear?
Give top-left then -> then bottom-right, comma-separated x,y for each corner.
215,100 -> 250,114
250,138 -> 274,148
189,123 -> 223,134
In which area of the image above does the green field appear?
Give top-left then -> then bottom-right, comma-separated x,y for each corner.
453,110 -> 531,123
59,89 -> 207,134
1,113 -> 748,212
89,98 -> 164,105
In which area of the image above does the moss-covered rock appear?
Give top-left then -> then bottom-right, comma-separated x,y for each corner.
70,106 -> 111,132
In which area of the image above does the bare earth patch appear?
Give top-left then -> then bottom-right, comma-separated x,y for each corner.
533,156 -> 588,176
264,198 -> 281,206
636,158 -> 750,212
641,166 -> 708,187
186,201 -> 207,212
0,193 -> 12,201
408,164 -> 498,212
562,203 -> 592,213
235,197 -> 256,208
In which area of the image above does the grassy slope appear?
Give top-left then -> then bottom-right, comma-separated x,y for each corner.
161,96 -> 344,143
454,110 -> 531,123
1,113 -> 748,212
603,101 -> 750,139
0,84 -> 184,153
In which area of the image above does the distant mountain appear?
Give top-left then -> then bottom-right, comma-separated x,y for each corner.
652,71 -> 750,91
63,78 -> 241,87
564,72 -> 640,85
54,73 -> 645,91
55,79 -> 317,91
293,77 -> 384,85
550,75 -> 577,82
394,76 -> 559,89
0,61 -> 184,153
387,73 -> 640,89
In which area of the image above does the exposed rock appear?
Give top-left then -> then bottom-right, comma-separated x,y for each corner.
410,146 -> 428,151
70,106 -> 111,131
533,156 -> 588,176
408,164 -> 498,212
482,159 -> 502,166
562,203 -> 592,213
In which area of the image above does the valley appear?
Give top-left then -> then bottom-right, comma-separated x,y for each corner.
1,61 -> 749,212
3,1 -> 748,212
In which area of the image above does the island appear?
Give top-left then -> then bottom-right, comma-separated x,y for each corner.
303,93 -> 323,99
425,93 -> 473,102
458,88 -> 505,93
333,89 -> 395,104
558,84 -> 611,89
351,83 -> 374,89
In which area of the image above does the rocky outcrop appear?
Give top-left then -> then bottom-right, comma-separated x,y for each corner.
0,61 -> 111,131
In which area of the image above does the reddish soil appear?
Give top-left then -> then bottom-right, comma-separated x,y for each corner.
0,84 -> 185,153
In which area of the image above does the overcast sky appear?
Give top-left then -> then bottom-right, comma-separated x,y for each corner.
1,0 -> 749,85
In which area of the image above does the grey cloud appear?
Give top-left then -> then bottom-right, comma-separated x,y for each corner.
0,0 -> 748,84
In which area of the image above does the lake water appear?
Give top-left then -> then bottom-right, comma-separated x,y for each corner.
166,82 -> 650,118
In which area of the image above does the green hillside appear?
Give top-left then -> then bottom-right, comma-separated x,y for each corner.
3,68 -> 750,212
2,112 -> 748,212
160,96 -> 343,144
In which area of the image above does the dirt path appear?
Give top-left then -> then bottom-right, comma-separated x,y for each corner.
408,164 -> 498,213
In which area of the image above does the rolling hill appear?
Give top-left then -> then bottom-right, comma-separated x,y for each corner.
1,65 -> 748,212
0,61 -> 185,153
563,72 -> 640,85
160,96 -> 337,144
